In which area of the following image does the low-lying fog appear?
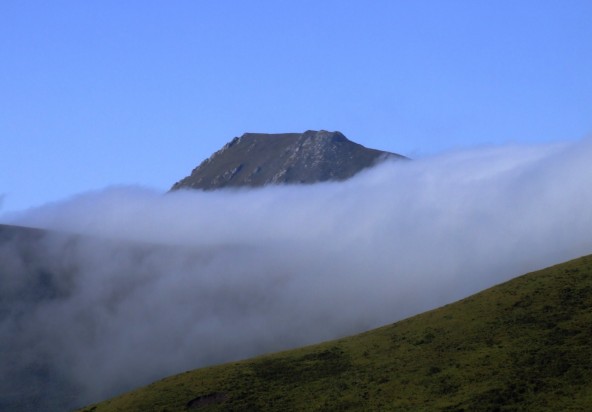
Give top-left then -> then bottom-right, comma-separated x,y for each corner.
2,138 -> 592,410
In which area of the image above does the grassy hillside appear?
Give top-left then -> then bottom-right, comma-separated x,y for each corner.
81,255 -> 592,411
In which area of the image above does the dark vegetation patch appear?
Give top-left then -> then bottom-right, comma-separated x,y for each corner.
186,392 -> 227,409
250,347 -> 350,384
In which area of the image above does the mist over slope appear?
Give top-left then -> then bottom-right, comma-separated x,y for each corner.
83,254 -> 592,411
2,137 -> 592,410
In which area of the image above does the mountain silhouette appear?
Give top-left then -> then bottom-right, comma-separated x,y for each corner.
171,130 -> 406,190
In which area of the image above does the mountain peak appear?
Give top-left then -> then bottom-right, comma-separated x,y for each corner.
171,130 -> 406,191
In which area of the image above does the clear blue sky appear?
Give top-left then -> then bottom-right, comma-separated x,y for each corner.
2,1 -> 592,213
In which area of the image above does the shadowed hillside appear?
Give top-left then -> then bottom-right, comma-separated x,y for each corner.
0,224 -> 82,411
81,254 -> 592,411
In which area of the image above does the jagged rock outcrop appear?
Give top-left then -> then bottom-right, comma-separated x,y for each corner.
171,130 -> 406,190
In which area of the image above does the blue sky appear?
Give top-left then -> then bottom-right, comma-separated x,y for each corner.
2,1 -> 592,213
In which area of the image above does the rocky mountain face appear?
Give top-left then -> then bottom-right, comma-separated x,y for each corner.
170,130 -> 406,190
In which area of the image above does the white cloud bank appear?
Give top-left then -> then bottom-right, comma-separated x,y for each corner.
2,137 -> 592,409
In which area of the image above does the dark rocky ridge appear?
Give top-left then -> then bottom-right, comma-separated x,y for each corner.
171,130 -> 406,190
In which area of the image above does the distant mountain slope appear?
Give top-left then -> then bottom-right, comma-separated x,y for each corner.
170,130 -> 406,190
0,224 -> 79,412
82,254 -> 592,411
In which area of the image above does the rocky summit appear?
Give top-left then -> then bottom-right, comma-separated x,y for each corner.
170,130 -> 406,190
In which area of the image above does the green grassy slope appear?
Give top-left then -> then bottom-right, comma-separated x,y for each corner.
81,255 -> 592,411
